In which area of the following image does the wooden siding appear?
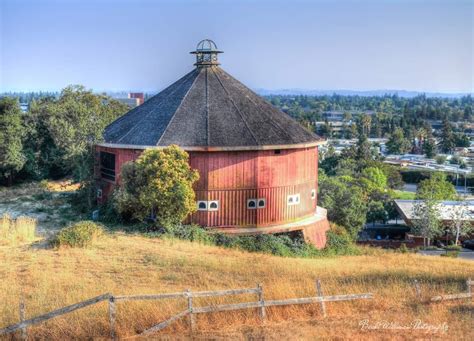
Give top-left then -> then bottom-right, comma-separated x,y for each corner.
96,146 -> 319,228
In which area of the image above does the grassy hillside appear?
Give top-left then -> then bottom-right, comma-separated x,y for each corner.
1,233 -> 473,340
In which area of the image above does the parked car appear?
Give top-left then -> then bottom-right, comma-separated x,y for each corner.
461,240 -> 474,250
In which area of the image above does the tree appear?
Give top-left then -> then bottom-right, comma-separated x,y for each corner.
435,155 -> 446,165
381,164 -> 404,190
385,128 -> 411,155
422,138 -> 437,159
356,134 -> 372,161
439,119 -> 455,153
416,172 -> 457,201
114,146 -> 199,227
411,199 -> 442,248
28,85 -> 129,181
360,114 -> 372,137
448,202 -> 473,245
454,133 -> 470,148
367,200 -> 388,226
359,167 -> 388,198
0,98 -> 25,185
318,175 -> 367,239
414,127 -> 427,153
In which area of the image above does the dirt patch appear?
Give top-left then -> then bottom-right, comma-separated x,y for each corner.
0,180 -> 81,235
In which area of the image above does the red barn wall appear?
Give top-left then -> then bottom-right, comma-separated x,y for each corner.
188,147 -> 318,227
95,146 -> 319,229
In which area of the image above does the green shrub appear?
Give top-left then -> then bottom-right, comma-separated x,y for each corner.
114,146 -> 199,227
52,221 -> 104,248
440,251 -> 459,258
398,243 -> 409,253
147,222 -> 364,259
165,224 -> 215,245
444,245 -> 462,251
323,224 -> 361,256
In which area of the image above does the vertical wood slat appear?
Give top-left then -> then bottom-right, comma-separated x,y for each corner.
19,298 -> 27,341
316,279 -> 327,318
257,283 -> 266,320
109,297 -> 117,341
187,289 -> 195,333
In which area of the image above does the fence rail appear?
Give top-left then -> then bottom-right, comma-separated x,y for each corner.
430,278 -> 472,302
0,293 -> 111,336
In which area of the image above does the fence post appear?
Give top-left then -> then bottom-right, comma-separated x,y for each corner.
257,283 -> 266,320
19,298 -> 27,341
108,296 -> 116,341
413,280 -> 421,300
316,279 -> 327,318
467,278 -> 472,297
186,289 -> 195,333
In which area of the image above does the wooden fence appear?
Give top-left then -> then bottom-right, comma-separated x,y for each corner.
3,277 -> 472,339
430,278 -> 473,302
0,280 -> 373,340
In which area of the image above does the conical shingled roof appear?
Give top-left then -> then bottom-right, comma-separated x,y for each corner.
103,43 -> 322,150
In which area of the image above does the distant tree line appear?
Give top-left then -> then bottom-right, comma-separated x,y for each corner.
267,93 -> 473,123
267,94 -> 472,160
0,91 -> 59,104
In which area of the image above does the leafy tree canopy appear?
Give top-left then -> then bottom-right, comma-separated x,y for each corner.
318,174 -> 367,239
359,167 -> 388,197
0,97 -> 25,184
386,127 -> 411,155
416,172 -> 458,201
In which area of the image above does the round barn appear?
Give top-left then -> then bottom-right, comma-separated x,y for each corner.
96,40 -> 330,248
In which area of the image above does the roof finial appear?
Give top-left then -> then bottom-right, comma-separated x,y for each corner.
190,39 -> 223,67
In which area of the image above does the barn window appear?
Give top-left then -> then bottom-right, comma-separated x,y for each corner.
209,201 -> 219,211
197,201 -> 207,211
287,194 -> 300,206
258,199 -> 266,208
97,189 -> 103,199
247,199 -> 257,209
311,189 -> 316,200
100,152 -> 116,182
274,149 -> 281,155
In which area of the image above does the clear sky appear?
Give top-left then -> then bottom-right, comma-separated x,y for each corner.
1,0 -> 472,93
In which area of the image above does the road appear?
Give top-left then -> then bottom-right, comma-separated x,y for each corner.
403,183 -> 469,195
418,249 -> 474,261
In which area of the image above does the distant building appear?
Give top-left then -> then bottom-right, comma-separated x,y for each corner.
128,92 -> 144,105
116,97 -> 140,108
394,200 -> 474,226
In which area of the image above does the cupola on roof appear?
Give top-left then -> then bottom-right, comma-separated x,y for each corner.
103,40 -> 323,150
190,39 -> 223,66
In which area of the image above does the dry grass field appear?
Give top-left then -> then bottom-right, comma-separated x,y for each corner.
1,233 -> 473,340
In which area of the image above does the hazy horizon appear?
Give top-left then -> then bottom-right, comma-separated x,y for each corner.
1,0 -> 473,93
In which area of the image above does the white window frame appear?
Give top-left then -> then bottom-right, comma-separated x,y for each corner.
257,198 -> 266,208
247,199 -> 257,209
208,200 -> 219,211
287,194 -> 300,206
197,201 -> 208,211
311,189 -> 316,200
